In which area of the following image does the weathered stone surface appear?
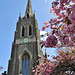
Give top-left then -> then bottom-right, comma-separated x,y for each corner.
7,0 -> 43,75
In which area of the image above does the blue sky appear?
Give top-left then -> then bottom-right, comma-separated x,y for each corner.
0,0 -> 57,74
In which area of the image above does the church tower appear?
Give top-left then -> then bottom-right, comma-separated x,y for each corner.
7,0 -> 43,75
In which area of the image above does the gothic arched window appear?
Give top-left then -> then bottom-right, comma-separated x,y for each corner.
21,53 -> 30,75
27,13 -> 29,19
22,26 -> 24,37
29,25 -> 32,36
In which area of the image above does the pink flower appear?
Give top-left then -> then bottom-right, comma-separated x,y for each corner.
69,11 -> 75,23
41,41 -> 45,46
0,66 -> 3,71
70,5 -> 75,12
47,55 -> 50,57
54,8 -> 60,14
63,25 -> 69,34
66,57 -> 71,61
42,26 -> 46,31
60,0 -> 68,3
62,54 -> 66,57
32,70 -> 35,72
68,24 -> 75,31
52,1 -> 59,6
63,37 -> 69,44
69,41 -> 73,46
59,37 -> 63,43
56,45 -> 62,48
44,21 -> 48,25
45,35 -> 58,47
53,56 -> 57,59
70,35 -> 75,41
71,0 -> 75,2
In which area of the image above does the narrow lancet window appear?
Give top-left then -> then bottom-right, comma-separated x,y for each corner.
27,13 -> 29,19
29,25 -> 32,36
22,26 -> 24,37
21,53 -> 30,75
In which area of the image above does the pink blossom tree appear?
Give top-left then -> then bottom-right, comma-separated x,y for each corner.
33,0 -> 75,74
33,48 -> 75,75
42,0 -> 75,48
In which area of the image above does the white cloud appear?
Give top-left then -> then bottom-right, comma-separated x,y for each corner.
40,31 -> 47,35
40,31 -> 48,41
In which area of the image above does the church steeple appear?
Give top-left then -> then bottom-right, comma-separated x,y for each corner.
25,0 -> 33,18
7,0 -> 43,75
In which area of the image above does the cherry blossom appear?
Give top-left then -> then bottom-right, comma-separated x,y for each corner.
33,48 -> 75,75
41,35 -> 58,47
41,0 -> 75,47
33,0 -> 75,74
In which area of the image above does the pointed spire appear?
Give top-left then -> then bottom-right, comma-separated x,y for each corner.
33,11 -> 36,19
19,13 -> 21,21
25,0 -> 33,18
45,49 -> 47,58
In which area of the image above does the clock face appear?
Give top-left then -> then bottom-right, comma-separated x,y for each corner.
24,38 -> 28,43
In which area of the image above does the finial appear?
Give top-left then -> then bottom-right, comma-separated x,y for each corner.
19,13 -> 21,17
19,13 -> 21,21
45,49 -> 47,58
33,10 -> 36,19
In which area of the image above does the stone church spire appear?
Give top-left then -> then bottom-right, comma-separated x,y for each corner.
25,0 -> 33,18
6,0 -> 43,75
